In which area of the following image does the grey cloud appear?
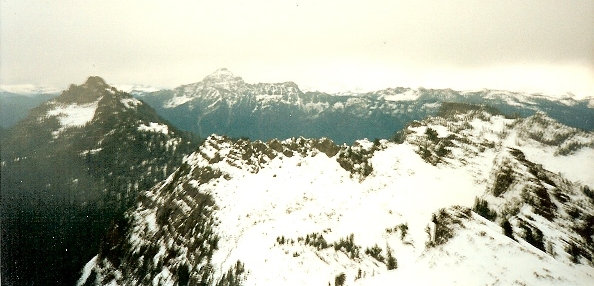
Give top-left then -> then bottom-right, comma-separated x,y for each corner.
0,0 -> 592,96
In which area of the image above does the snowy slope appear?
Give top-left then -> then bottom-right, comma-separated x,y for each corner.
356,212 -> 594,286
81,106 -> 594,286
45,99 -> 101,137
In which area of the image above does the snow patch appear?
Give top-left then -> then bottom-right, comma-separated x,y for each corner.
121,97 -> 142,108
558,97 -> 577,106
46,99 -> 100,136
145,212 -> 158,233
383,89 -> 419,101
332,102 -> 345,109
138,122 -> 169,135
80,148 -> 102,156
164,95 -> 194,108
354,139 -> 374,150
76,255 -> 98,286
46,101 -> 99,128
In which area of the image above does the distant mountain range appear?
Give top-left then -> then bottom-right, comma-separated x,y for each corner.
137,68 -> 593,143
3,68 -> 593,143
1,77 -> 198,285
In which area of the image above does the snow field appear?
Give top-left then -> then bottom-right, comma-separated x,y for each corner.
46,99 -> 101,136
192,137 -> 494,285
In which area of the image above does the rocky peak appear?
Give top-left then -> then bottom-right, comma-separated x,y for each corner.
83,76 -> 108,88
56,76 -> 120,104
202,68 -> 245,89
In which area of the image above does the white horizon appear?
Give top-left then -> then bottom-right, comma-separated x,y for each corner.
2,66 -> 592,100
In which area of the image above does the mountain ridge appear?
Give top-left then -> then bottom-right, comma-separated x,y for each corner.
80,105 -> 594,285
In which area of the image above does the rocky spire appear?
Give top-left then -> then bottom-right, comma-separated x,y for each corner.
57,76 -> 117,103
83,76 -> 108,88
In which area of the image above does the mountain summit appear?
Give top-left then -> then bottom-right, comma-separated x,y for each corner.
84,75 -> 108,87
55,76 -> 116,104
202,68 -> 245,88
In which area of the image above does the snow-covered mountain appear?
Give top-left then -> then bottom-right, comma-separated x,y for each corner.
1,77 -> 199,285
80,104 -> 594,285
138,68 -> 593,143
0,83 -> 160,129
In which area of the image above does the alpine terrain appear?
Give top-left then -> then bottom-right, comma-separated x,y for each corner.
79,103 -> 594,285
1,77 -> 199,285
138,68 -> 594,143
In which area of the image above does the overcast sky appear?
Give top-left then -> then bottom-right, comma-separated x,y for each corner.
1,0 -> 592,97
